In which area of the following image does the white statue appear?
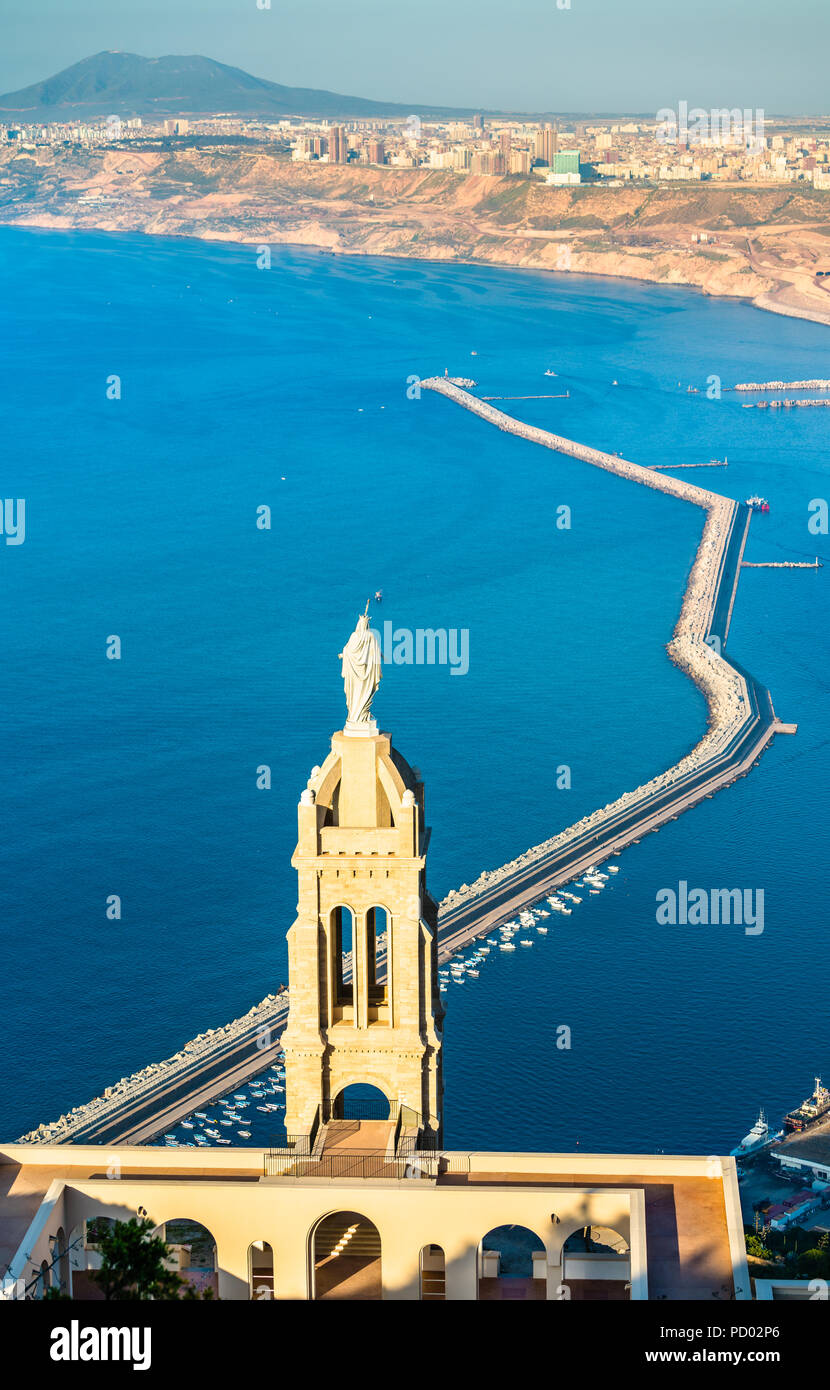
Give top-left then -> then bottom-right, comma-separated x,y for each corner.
340,602 -> 382,733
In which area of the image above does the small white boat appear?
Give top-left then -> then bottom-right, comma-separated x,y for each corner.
194,1112 -> 207,1119
520,939 -> 533,947
608,865 -> 619,874
537,926 -> 548,934
237,1130 -> 252,1139
590,889 -> 601,896
219,1119 -> 232,1126
181,1122 -> 194,1130
730,1108 -> 783,1158
468,969 -> 480,977
500,942 -> 516,951
217,1138 -> 232,1145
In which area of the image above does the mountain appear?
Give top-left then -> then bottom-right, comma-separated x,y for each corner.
0,51 -> 484,121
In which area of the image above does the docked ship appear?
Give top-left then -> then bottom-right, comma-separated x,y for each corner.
746,495 -> 770,512
784,1077 -> 830,1134
730,1108 -> 783,1158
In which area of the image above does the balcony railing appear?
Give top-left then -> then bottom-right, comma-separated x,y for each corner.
263,1141 -> 469,1181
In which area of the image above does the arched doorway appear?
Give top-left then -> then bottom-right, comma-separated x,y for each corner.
155,1220 -> 218,1299
478,1225 -> 547,1301
249,1241 -> 274,1300
332,1083 -> 392,1121
420,1244 -> 446,1300
562,1226 -> 630,1301
312,1211 -> 382,1300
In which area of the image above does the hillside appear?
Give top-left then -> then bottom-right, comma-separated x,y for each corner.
2,142 -> 830,325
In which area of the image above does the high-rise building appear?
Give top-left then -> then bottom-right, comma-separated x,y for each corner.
535,124 -> 559,166
553,149 -> 581,176
329,126 -> 349,164
366,138 -> 385,165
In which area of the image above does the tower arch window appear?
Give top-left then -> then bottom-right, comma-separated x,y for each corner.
367,906 -> 388,1004
332,906 -> 354,1006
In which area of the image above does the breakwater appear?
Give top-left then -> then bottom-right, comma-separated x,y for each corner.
419,378 -> 782,927
734,379 -> 830,392
746,398 -> 830,409
17,377 -> 790,1148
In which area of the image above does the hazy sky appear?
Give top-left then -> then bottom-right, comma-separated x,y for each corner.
2,0 -> 828,115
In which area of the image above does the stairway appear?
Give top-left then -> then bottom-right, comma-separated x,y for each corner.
316,1218 -> 381,1264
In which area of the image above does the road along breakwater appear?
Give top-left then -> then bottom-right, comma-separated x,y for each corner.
16,378 -> 794,1147
419,377 -> 790,935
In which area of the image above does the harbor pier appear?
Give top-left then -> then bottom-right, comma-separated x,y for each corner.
18,377 -> 797,1149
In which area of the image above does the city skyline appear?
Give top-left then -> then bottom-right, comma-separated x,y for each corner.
2,0 -> 830,117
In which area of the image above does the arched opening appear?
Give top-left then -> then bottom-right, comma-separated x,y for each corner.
562,1226 -> 631,1301
249,1240 -> 274,1300
332,1082 -> 392,1121
323,780 -> 340,826
332,906 -> 354,1007
367,906 -> 388,1004
66,1217 -> 115,1300
478,1225 -> 547,1301
155,1220 -> 218,1299
420,1244 -> 446,1300
312,1211 -> 382,1301
51,1226 -> 70,1294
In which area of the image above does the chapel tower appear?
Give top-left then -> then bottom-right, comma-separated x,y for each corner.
281,611 -> 444,1146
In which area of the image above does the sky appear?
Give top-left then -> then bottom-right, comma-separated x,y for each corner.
1,0 -> 828,116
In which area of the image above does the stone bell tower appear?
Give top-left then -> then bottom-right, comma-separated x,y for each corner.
281,610 -> 444,1146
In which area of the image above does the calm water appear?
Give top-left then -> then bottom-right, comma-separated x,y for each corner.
1,228 -> 829,1153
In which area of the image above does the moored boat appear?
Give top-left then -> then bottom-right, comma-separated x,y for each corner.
730,1108 -> 783,1158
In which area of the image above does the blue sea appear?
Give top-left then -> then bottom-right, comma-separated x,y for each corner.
1,227 -> 829,1154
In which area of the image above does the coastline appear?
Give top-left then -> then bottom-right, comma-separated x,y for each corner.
3,147 -> 830,329
6,212 -> 830,330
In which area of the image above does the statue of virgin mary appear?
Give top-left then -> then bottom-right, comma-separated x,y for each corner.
339,604 -> 382,732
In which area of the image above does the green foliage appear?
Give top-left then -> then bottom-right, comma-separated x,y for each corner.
745,1232 -> 773,1261
93,1216 -> 186,1301
795,1246 -> 830,1279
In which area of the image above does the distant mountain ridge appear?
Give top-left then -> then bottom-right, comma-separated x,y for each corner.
0,51 -> 489,121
